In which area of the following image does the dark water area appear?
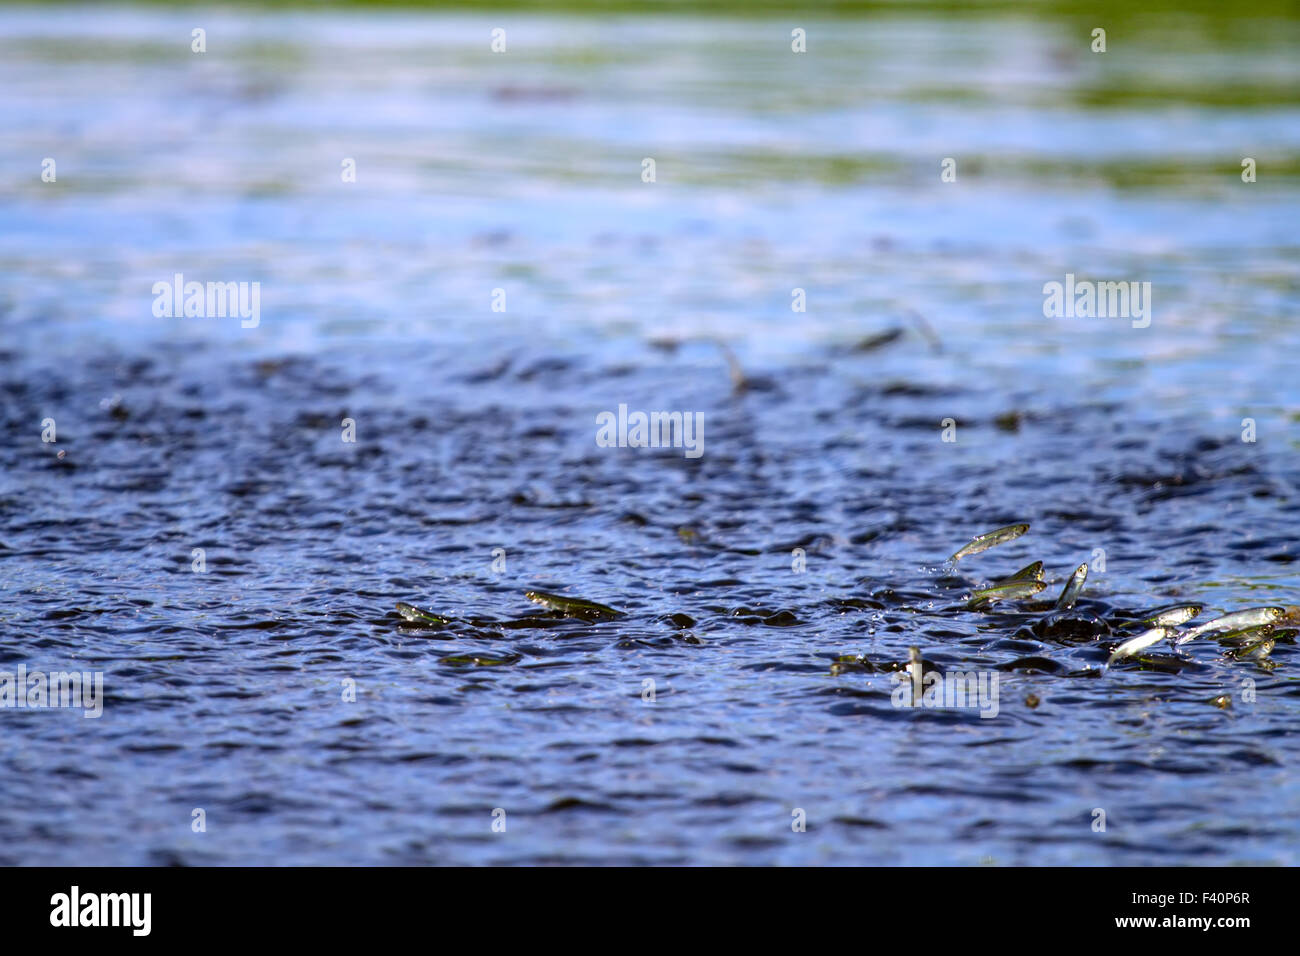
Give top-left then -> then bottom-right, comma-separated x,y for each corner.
2,7 -> 1299,864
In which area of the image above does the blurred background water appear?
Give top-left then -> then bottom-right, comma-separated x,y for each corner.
1,3 -> 1298,865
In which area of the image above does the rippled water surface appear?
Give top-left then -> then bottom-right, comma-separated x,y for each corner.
2,5 -> 1299,865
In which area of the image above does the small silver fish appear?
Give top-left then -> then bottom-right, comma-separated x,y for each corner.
395,602 -> 448,625
1214,623 -> 1276,646
1227,637 -> 1275,661
524,590 -> 623,620
968,579 -> 1046,609
1107,626 -> 1173,665
996,561 -> 1044,584
1054,563 -> 1088,610
1174,607 -> 1285,646
949,523 -> 1030,563
1139,605 -> 1202,628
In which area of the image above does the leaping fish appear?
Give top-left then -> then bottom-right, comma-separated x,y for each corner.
1054,563 -> 1089,610
1213,622 -> 1277,646
1138,605 -> 1202,628
1107,627 -> 1174,665
949,523 -> 1030,563
967,579 -> 1046,610
1227,637 -> 1275,661
524,590 -> 623,620
995,561 -> 1044,585
395,602 -> 450,625
1174,607 -> 1285,646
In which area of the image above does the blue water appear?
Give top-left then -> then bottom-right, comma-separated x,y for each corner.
1,6 -> 1299,864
